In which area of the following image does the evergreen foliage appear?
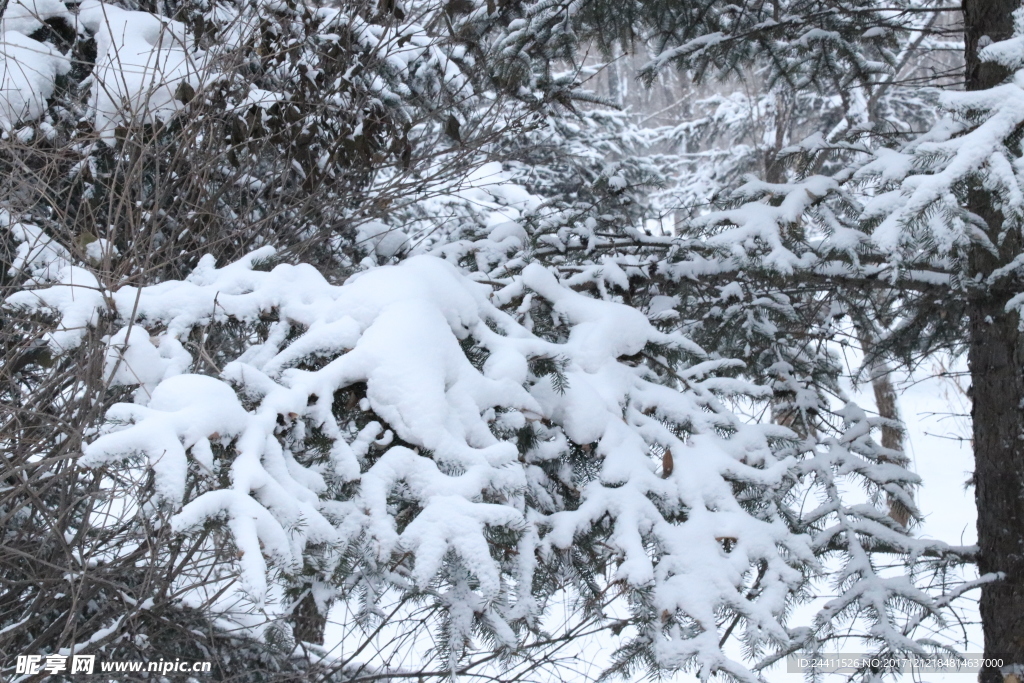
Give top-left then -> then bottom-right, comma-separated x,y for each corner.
0,0 -> 1004,680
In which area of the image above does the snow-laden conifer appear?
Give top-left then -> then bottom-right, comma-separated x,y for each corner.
0,0 -> 989,678
7,215 -> 967,679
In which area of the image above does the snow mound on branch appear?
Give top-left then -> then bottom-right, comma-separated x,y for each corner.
0,26 -> 70,130
5,225 -> 947,676
978,8 -> 1024,70
2,0 -> 69,35
0,0 -> 207,137
0,0 -> 72,131
5,222 -> 104,351
77,1 -> 206,142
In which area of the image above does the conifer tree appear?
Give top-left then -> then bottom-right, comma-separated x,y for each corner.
592,1 -> 1023,679
0,0 -> 1002,681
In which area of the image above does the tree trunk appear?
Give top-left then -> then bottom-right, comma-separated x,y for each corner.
964,3 -> 1024,681
964,0 -> 1017,94
855,321 -> 911,527
290,591 -> 327,645
968,292 -> 1024,683
606,45 -> 624,106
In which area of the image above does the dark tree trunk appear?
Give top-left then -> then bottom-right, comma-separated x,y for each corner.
968,153 -> 1024,683
968,293 -> 1024,683
964,0 -> 1016,93
964,3 -> 1024,682
290,591 -> 327,645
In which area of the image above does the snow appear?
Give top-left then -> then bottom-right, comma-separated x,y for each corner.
6,218 -> 946,677
83,374 -> 250,505
0,29 -> 70,130
77,0 -> 207,142
857,67 -> 1024,257
5,223 -> 105,351
2,0 -> 69,34
101,325 -> 190,397
979,9 -> 1024,70
0,0 -> 988,673
694,175 -> 840,273
84,238 -> 117,264
0,0 -> 214,138
356,220 -> 408,260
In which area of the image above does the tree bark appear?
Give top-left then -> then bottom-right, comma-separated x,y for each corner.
964,4 -> 1024,681
290,591 -> 327,645
855,323 -> 911,527
968,290 -> 1024,683
964,0 -> 1016,93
